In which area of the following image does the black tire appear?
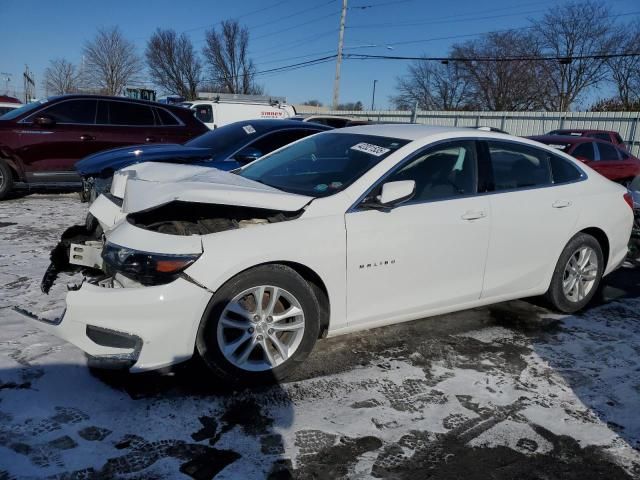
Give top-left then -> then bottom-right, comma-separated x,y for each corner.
196,264 -> 320,384
545,233 -> 604,313
0,160 -> 14,201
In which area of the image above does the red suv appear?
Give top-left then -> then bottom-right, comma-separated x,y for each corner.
529,135 -> 640,184
0,95 -> 207,199
546,129 -> 627,150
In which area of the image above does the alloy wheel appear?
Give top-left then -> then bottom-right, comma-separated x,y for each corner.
217,285 -> 306,371
562,246 -> 599,303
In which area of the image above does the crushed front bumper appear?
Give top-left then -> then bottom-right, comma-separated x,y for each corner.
25,277 -> 213,372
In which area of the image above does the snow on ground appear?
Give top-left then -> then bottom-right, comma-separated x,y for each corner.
0,194 -> 639,479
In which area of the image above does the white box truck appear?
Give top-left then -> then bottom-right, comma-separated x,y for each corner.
184,93 -> 296,129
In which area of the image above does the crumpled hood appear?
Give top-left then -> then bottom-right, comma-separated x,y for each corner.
75,143 -> 212,176
118,162 -> 314,213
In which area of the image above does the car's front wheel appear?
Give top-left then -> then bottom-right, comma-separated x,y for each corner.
196,264 -> 320,383
545,233 -> 604,313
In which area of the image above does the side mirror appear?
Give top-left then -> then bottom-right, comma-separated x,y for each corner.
361,180 -> 416,210
32,115 -> 56,127
574,155 -> 589,163
234,147 -> 262,164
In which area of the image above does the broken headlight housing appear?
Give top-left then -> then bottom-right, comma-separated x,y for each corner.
102,242 -> 201,286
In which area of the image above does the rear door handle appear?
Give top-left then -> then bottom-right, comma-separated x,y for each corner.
80,134 -> 95,141
552,200 -> 572,208
145,136 -> 156,142
461,210 -> 486,221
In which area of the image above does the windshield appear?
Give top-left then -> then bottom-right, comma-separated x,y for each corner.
238,132 -> 410,197
0,100 -> 45,120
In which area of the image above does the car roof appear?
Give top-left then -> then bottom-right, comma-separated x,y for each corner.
529,135 -> 595,145
230,118 -> 333,131
335,123 -> 513,141
550,129 -> 614,134
46,94 -> 183,109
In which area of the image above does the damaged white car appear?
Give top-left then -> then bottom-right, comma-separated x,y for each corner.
27,125 -> 634,383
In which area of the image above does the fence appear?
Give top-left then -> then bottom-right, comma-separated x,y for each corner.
295,108 -> 640,156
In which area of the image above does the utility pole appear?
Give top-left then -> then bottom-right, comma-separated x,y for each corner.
23,65 -> 35,103
332,0 -> 348,110
371,79 -> 378,110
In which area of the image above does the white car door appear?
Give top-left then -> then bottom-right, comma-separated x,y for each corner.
345,140 -> 491,327
480,140 -> 581,299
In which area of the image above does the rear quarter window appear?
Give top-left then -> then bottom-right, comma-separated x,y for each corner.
550,154 -> 583,183
156,108 -> 180,126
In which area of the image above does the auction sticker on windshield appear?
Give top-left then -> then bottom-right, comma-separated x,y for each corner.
350,142 -> 391,157
243,125 -> 256,134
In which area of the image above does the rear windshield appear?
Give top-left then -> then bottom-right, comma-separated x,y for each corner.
185,122 -> 257,153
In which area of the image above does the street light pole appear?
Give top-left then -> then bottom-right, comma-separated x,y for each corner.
371,79 -> 378,110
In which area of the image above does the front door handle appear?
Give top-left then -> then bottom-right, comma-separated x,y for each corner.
80,134 -> 95,141
145,136 -> 156,142
552,200 -> 572,208
461,210 -> 486,221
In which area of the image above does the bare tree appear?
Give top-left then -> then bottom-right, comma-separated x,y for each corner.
392,59 -> 474,110
43,58 -> 79,95
606,23 -> 640,109
336,101 -> 363,111
82,26 -> 141,95
145,29 -> 202,100
451,31 -> 550,111
532,1 -> 614,111
202,20 -> 262,95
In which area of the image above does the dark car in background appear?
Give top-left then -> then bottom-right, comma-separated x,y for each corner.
529,135 -> 640,184
76,119 -> 332,201
546,129 -> 627,150
0,95 -> 208,199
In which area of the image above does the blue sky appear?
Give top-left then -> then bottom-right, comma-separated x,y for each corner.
0,0 -> 638,108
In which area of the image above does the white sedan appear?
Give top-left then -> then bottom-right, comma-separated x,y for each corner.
31,125 -> 634,383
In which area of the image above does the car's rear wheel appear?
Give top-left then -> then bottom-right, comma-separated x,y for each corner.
545,233 -> 604,313
196,264 -> 320,384
0,160 -> 14,200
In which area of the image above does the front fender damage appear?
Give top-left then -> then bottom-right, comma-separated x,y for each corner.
41,224 -> 105,294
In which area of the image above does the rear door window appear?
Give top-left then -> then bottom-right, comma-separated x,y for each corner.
487,141 -> 552,191
595,142 -> 620,161
194,104 -> 213,124
571,142 -> 596,161
36,99 -> 97,124
107,101 -> 155,126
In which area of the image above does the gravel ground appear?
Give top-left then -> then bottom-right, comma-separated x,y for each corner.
0,194 -> 639,479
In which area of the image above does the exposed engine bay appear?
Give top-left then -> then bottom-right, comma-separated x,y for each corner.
127,201 -> 303,236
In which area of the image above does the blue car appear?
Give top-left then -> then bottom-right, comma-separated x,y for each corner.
75,119 -> 331,201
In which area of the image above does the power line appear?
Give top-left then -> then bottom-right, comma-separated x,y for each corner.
348,0 -> 416,9
347,8 -> 550,29
350,10 -> 640,49
344,52 -> 640,62
248,0 -> 338,31
181,0 -> 294,34
251,10 -> 340,41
